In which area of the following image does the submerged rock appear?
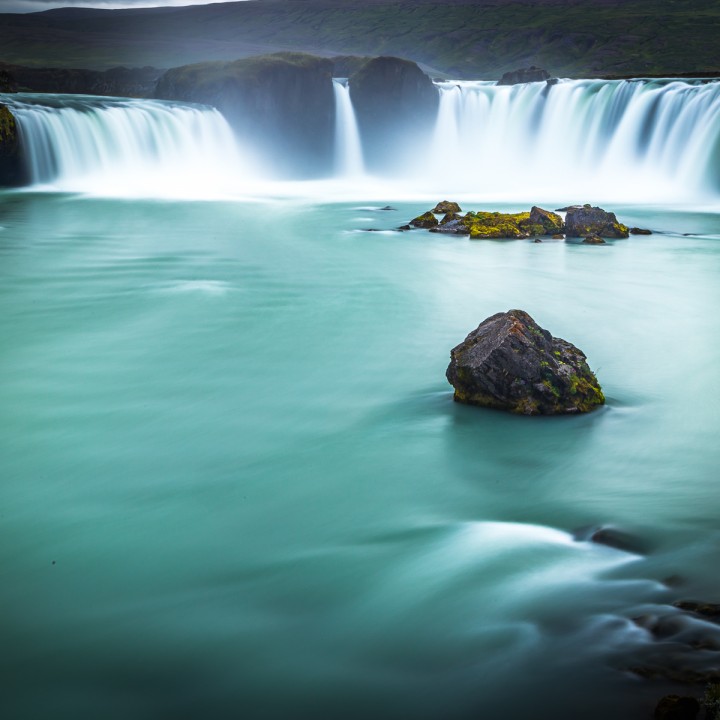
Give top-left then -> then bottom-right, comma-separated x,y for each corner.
630,226 -> 653,235
431,200 -> 461,214
583,234 -> 606,244
497,66 -> 551,85
673,601 -> 720,621
565,204 -> 629,238
446,310 -> 605,415
654,695 -> 700,720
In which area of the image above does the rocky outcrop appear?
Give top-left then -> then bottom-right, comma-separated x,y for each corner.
564,204 -> 629,238
0,104 -> 25,187
155,53 -> 335,178
583,234 -> 606,244
409,204 -> 564,239
446,310 -> 605,415
431,200 -> 461,214
349,56 -> 439,173
0,63 -> 160,98
527,205 -> 564,234
409,211 -> 438,228
497,66 -> 551,85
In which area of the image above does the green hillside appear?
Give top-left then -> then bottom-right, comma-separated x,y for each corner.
0,0 -> 718,78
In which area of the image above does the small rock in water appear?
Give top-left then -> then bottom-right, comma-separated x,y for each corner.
654,695 -> 700,720
533,238 -> 542,243
583,234 -> 606,244
379,205 -> 397,211
397,224 -> 411,231
497,66 -> 551,85
588,526 -> 648,554
410,211 -> 439,228
431,200 -> 461,214
673,601 -> 720,621
565,204 -> 629,238
552,233 -> 565,239
446,309 -> 605,415
630,226 -> 653,235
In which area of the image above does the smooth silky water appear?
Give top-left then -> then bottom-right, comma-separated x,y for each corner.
0,83 -> 719,719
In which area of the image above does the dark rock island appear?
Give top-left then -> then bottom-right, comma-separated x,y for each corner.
564,204 -> 629,238
446,310 -> 605,415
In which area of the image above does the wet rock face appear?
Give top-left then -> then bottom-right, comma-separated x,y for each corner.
497,66 -> 551,85
349,56 -> 439,173
155,53 -> 335,178
0,104 -> 25,187
564,204 -> 629,238
446,310 -> 605,415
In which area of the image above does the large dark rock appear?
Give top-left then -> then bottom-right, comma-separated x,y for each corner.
527,205 -> 563,234
0,104 -> 25,187
155,53 -> 335,178
497,66 -> 551,85
432,200 -> 461,214
0,63 -> 160,98
349,56 -> 439,173
446,310 -> 605,415
564,204 -> 629,238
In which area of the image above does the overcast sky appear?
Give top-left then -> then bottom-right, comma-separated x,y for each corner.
1,0 -> 240,12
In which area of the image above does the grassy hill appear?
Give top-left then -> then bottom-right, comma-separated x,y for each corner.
0,0 -> 718,78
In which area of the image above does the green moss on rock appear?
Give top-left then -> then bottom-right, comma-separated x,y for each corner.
446,309 -> 605,416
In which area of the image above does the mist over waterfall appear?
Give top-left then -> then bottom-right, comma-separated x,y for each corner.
3,78 -> 720,204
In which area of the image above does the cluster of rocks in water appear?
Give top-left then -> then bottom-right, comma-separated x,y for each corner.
405,201 -> 651,242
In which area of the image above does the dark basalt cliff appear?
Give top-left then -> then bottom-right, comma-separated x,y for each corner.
0,63 -> 160,98
0,104 -> 25,187
155,53 -> 335,178
349,56 -> 439,174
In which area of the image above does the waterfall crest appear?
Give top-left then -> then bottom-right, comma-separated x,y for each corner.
3,79 -> 720,204
4,94 -> 258,198
428,78 -> 720,202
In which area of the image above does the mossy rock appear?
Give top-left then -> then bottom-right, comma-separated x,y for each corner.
432,200 -> 461,214
410,211 -> 439,228
465,210 -> 531,239
565,204 -> 629,238
446,309 -> 605,415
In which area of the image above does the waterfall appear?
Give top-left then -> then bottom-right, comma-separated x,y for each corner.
428,79 -> 720,203
2,80 -> 720,203
4,94 -> 258,198
332,79 -> 364,177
